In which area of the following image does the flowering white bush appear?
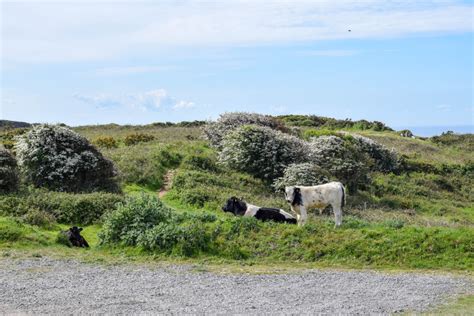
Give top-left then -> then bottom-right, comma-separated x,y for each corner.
0,146 -> 19,193
218,125 -> 309,181
348,133 -> 399,172
15,124 -> 118,192
308,136 -> 370,192
273,162 -> 330,191
204,112 -> 285,148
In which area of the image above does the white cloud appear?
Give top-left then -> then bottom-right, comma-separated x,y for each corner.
173,100 -> 195,110
2,1 -> 472,63
74,89 -> 195,111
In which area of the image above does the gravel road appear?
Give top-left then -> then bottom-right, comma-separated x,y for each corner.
0,258 -> 471,315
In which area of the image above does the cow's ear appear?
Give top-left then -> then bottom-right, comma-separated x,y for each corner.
69,227 -> 73,232
78,227 -> 83,232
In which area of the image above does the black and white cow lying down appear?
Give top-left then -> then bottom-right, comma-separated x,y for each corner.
222,197 -> 297,224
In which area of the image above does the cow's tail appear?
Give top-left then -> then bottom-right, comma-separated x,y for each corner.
340,183 -> 346,209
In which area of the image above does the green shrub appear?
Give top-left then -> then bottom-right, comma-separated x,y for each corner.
181,153 -> 218,172
0,188 -> 123,225
219,125 -> 309,181
22,208 -> 56,228
178,188 -> 211,208
228,216 -> 261,235
0,147 -> 19,193
123,133 -> 155,146
0,224 -> 22,241
56,231 -> 72,247
15,124 -> 118,193
93,136 -> 118,148
99,194 -> 173,246
138,222 -> 182,251
99,194 -> 219,257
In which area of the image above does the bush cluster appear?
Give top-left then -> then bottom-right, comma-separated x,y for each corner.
0,188 -> 124,225
123,133 -> 155,146
273,163 -> 331,191
93,136 -> 118,149
278,115 -> 393,131
204,112 -> 286,148
349,134 -> 399,172
99,194 -> 217,256
0,147 -> 19,193
205,113 -> 399,191
308,136 -> 370,192
218,125 -> 309,181
15,124 -> 118,193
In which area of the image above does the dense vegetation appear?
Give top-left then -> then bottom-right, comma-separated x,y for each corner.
0,113 -> 472,270
15,125 -> 119,192
0,147 -> 19,193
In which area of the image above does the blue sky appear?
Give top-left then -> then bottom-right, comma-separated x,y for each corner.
1,1 -> 473,132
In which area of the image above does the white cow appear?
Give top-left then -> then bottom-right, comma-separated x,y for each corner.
284,182 -> 345,227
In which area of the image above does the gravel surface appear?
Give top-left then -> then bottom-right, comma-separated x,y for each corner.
0,258 -> 472,315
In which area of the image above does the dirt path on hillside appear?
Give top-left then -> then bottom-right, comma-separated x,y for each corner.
0,258 -> 472,314
158,169 -> 175,198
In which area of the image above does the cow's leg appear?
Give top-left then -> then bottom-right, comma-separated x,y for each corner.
333,206 -> 342,227
291,206 -> 301,224
299,207 -> 308,226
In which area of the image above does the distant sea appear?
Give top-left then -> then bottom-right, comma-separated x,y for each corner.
393,125 -> 473,137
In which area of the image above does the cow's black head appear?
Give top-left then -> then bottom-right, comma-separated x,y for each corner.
69,226 -> 83,236
285,186 -> 303,206
222,196 -> 247,216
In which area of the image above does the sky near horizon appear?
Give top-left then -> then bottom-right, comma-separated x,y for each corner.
1,0 -> 473,130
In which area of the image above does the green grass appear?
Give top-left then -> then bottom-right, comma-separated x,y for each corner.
2,212 -> 472,271
1,122 -> 472,272
74,125 -> 202,144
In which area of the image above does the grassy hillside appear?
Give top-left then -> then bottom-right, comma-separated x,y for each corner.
0,115 -> 472,270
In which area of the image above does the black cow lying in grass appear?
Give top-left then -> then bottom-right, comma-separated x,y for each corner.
222,197 -> 297,224
60,226 -> 90,248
